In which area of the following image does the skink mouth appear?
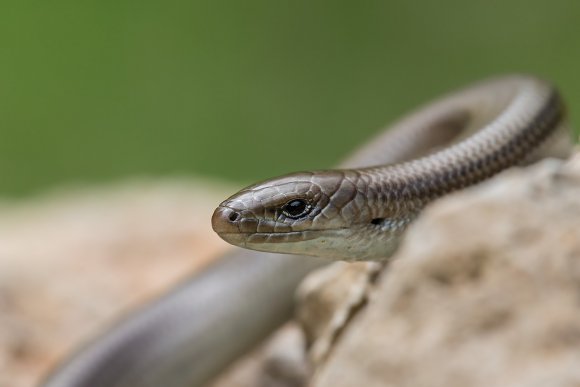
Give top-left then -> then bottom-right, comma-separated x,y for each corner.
215,227 -> 355,248
217,230 -> 321,246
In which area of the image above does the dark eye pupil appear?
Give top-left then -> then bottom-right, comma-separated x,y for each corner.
283,199 -> 310,218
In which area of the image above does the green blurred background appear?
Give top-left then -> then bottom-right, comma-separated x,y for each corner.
1,1 -> 578,197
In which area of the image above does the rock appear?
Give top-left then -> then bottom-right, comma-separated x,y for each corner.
295,261 -> 381,366
210,324 -> 309,387
313,153 -> 580,387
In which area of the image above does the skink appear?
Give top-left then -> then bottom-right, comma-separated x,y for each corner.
43,75 -> 568,387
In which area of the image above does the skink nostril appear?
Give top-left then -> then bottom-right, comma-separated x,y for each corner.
212,206 -> 242,234
228,211 -> 239,222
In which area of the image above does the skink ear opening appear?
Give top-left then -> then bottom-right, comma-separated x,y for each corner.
371,218 -> 385,225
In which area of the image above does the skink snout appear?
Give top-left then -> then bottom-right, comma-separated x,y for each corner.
211,205 -> 241,235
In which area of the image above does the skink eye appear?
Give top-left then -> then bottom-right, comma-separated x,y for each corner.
282,199 -> 312,219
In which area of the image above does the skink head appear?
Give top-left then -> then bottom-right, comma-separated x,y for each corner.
212,170 -> 409,261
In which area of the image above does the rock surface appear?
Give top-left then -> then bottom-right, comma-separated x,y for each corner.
313,154 -> 580,387
295,261 -> 380,366
210,324 -> 309,387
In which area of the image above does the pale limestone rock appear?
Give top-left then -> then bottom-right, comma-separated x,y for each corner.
210,324 -> 309,387
313,154 -> 580,387
295,261 -> 381,366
